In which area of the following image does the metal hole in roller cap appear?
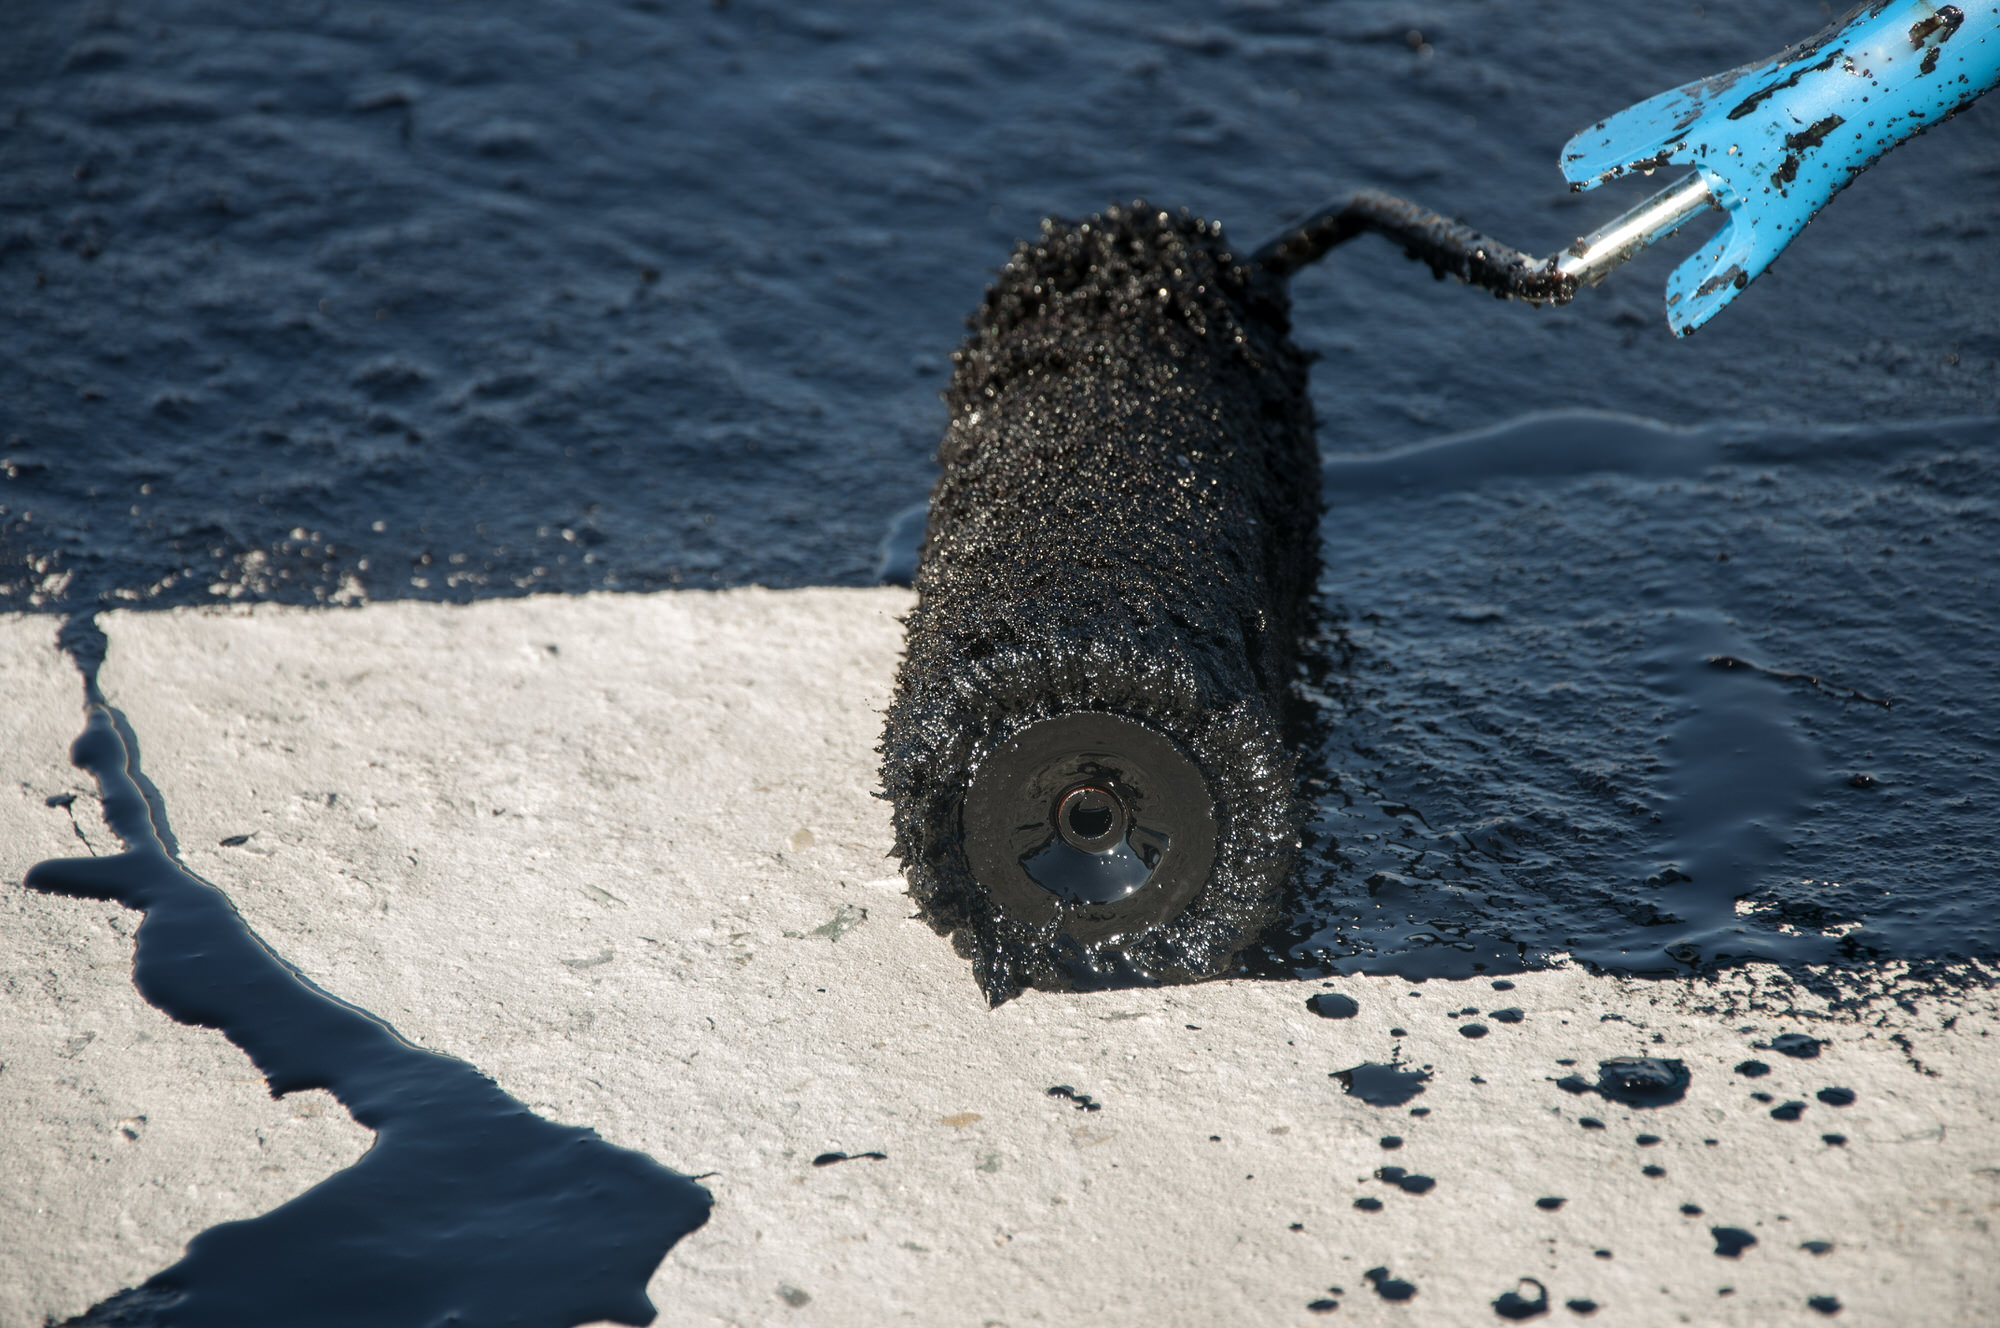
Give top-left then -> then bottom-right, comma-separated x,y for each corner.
962,712 -> 1219,935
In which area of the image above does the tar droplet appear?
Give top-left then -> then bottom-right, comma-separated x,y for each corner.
1735,1060 -> 1772,1078
1363,1267 -> 1417,1302
1307,1298 -> 1339,1314
1642,1164 -> 1666,1177
1816,1087 -> 1856,1107
1374,1165 -> 1436,1194
1761,1033 -> 1825,1059
1460,1023 -> 1490,1039
1490,1007 -> 1525,1024
1751,1091 -> 1775,1104
1332,1062 -> 1432,1107
1801,1240 -> 1834,1255
1390,1027 -> 1409,1038
1712,1227 -> 1758,1258
1566,1299 -> 1600,1316
1577,1058 -> 1692,1107
1822,1133 -> 1847,1147
1494,1278 -> 1550,1321
1308,992 -> 1360,1019
1354,1196 -> 1384,1212
1807,1295 -> 1842,1315
1681,1203 -> 1704,1216
1593,1249 -> 1613,1260
1635,1134 -> 1661,1147
1380,1135 -> 1404,1150
1535,1196 -> 1566,1211
1491,980 -> 1516,991
1579,1117 -> 1605,1130
1770,1101 -> 1806,1122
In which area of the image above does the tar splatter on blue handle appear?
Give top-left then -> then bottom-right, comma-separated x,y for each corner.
1562,2 -> 2000,335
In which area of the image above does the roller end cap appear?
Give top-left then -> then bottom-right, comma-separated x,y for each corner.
962,712 -> 1217,945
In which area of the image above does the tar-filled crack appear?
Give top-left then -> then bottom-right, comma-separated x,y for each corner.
45,789 -> 97,853
24,623 -> 710,1328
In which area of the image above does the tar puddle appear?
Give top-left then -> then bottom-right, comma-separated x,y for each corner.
25,694 -> 710,1327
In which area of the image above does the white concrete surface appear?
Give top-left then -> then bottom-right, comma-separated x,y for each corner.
3,591 -> 1995,1327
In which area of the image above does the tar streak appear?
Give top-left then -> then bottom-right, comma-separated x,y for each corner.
1047,1085 -> 1104,1112
812,1151 -> 888,1167
26,702 -> 710,1327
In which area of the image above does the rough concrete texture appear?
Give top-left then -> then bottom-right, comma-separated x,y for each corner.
3,590 -> 1996,1327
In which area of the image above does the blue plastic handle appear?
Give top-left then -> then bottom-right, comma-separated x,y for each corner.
1560,2 -> 2000,334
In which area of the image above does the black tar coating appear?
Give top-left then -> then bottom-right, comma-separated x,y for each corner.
881,202 -> 1322,1004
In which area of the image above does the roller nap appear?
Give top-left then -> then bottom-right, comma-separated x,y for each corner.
880,202 -> 1323,1002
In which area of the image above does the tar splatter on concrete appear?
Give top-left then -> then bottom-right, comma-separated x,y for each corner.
25,696 -> 710,1327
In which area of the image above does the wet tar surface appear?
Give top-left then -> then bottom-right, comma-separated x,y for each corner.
1265,411 -> 2000,990
4,1 -> 1998,988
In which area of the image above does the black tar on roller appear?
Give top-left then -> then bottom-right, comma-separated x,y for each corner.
880,202 -> 1323,1003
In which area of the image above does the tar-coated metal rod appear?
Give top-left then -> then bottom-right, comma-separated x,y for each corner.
1250,188 -> 1575,299
1254,172 -> 1718,307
